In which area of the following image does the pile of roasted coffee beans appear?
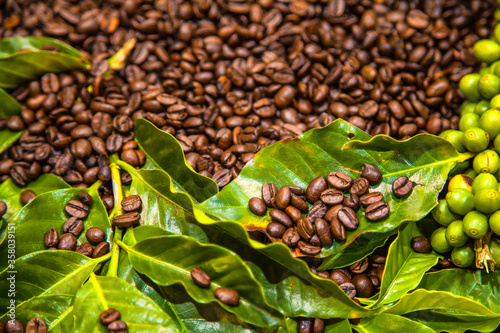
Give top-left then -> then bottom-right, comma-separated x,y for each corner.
0,317 -> 47,333
249,164 -> 414,255
112,194 -> 142,228
100,309 -> 128,333
44,192 -> 109,257
0,0 -> 496,191
190,267 -> 240,306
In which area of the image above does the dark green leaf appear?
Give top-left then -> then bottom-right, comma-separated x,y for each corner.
353,314 -> 434,333
133,119 -> 218,202
0,129 -> 22,155
197,120 -> 471,269
0,37 -> 90,89
73,274 -> 179,332
121,234 -> 283,328
0,87 -> 22,118
403,311 -> 500,333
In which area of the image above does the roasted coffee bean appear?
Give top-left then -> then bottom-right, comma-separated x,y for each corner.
337,207 -> 359,230
350,257 -> 369,274
100,308 -> 121,326
76,243 -> 93,257
58,233 -> 77,251
360,192 -> 384,207
349,177 -> 370,196
320,188 -> 344,206
313,318 -> 325,333
112,212 -> 140,228
307,201 -> 327,221
191,267 -> 212,288
316,271 -> 330,279
10,165 -> 29,187
365,201 -> 390,221
330,270 -> 352,285
297,319 -> 313,333
361,164 -> 382,185
325,204 -> 343,223
282,227 -> 301,246
411,236 -> 432,253
340,282 -> 357,299
107,320 -> 128,333
392,176 -> 414,198
121,195 -> 142,212
20,189 -> 37,205
306,177 -> 327,203
249,197 -> 267,216
269,209 -> 293,228
284,205 -> 302,223
310,234 -> 321,246
262,183 -> 277,208
352,274 -> 374,298
0,201 -> 7,218
290,194 -> 309,212
330,217 -> 347,241
86,227 -> 106,244
26,317 -> 47,333
343,195 -> 360,210
45,228 -> 59,247
63,217 -> 84,237
297,217 -> 315,240
93,241 -> 110,258
315,218 -> 332,247
267,222 -> 286,238
327,172 -> 352,190
276,186 -> 291,210
5,319 -> 24,333
288,186 -> 305,196
78,192 -> 93,206
297,240 -> 321,256
65,200 -> 89,218
214,287 -> 240,306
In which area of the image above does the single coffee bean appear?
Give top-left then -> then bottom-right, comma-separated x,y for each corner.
349,257 -> 369,274
0,200 -> 7,218
313,318 -> 325,333
360,192 -> 384,207
191,267 -> 212,288
297,240 -> 321,255
307,201 -> 327,221
214,287 -> 240,306
297,217 -> 315,240
86,227 -> 106,244
62,217 -> 84,237
45,228 -> 59,247
340,282 -> 357,299
65,200 -> 89,218
343,195 -> 360,210
306,177 -> 327,203
349,177 -> 370,196
288,186 -> 304,196
121,195 -> 142,212
100,308 -> 121,325
320,188 -> 344,206
285,205 -> 302,223
324,204 -> 343,223
316,271 -> 330,279
310,234 -> 321,246
0,321 -> 4,333
78,192 -> 93,206
297,319 -> 313,333
365,201 -> 390,221
411,236 -> 432,253
276,186 -> 291,210
269,209 -> 293,228
352,274 -> 374,298
330,217 -> 347,241
361,164 -> 383,185
315,218 -> 332,247
290,194 -> 309,212
248,197 -> 267,216
337,207 -> 359,230
267,222 -> 286,238
58,233 -> 77,251
10,165 -> 28,187
330,270 -> 352,285
392,176 -> 414,198
26,317 -> 47,333
262,183 -> 278,207
112,212 -> 141,228
20,189 -> 37,206
327,171 -> 352,190
5,319 -> 24,333
107,320 -> 128,333
93,241 -> 110,258
282,228 -> 301,246
76,243 -> 93,257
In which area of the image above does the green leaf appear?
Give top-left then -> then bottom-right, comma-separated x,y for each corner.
0,129 -> 22,155
0,87 -> 22,118
108,38 -> 136,71
353,314 -> 435,333
0,186 -> 111,267
0,174 -> 70,221
197,120 -> 470,268
73,274 -> 179,332
120,234 -> 283,328
368,222 -> 439,308
0,251 -> 106,326
0,36 -> 90,89
133,119 -> 218,202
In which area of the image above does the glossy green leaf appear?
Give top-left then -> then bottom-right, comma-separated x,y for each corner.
133,118 -> 218,202
0,87 -> 22,118
121,234 -> 283,328
0,251 -> 107,326
197,120 -> 471,268
0,186 -> 111,267
368,222 -> 439,308
0,129 -> 22,155
353,314 -> 434,333
0,36 -> 89,89
73,274 -> 178,332
403,310 -> 500,333
0,174 -> 70,221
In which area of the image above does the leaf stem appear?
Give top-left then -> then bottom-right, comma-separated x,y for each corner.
106,161 -> 124,277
